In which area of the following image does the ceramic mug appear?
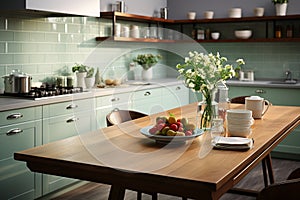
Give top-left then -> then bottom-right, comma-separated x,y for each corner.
245,96 -> 270,119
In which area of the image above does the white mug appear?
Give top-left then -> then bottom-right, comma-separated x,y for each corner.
245,96 -> 270,119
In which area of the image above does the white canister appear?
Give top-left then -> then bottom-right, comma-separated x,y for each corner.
229,8 -> 242,18
114,23 -> 121,37
254,7 -> 264,17
204,11 -> 214,19
121,26 -> 129,37
130,25 -> 140,38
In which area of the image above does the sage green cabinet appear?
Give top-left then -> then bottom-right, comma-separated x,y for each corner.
0,107 -> 42,200
95,84 -> 190,128
95,92 -> 133,128
161,84 -> 189,110
228,85 -> 300,160
42,98 -> 95,195
130,88 -> 162,114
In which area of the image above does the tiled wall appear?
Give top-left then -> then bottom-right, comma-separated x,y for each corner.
202,42 -> 300,80
0,15 -> 299,91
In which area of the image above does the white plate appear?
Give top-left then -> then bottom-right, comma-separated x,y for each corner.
140,125 -> 204,144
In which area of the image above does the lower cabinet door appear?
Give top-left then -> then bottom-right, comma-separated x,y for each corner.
42,111 -> 94,195
161,84 -> 189,110
0,121 -> 42,200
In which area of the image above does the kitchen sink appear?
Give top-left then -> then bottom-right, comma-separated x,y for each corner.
269,79 -> 298,84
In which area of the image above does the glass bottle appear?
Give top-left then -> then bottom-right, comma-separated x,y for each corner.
210,118 -> 224,139
286,25 -> 293,38
275,25 -> 282,38
215,81 -> 230,121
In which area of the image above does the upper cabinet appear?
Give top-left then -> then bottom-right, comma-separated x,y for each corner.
96,12 -> 300,43
0,0 -> 100,17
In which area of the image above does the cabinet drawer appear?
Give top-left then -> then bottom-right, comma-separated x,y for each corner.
96,92 -> 131,108
43,98 -> 94,117
162,84 -> 189,108
131,88 -> 162,100
0,107 -> 42,126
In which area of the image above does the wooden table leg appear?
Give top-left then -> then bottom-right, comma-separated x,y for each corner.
262,158 -> 269,187
108,184 -> 126,200
265,154 -> 275,184
262,154 -> 275,187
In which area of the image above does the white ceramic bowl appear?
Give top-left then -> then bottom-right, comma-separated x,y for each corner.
234,30 -> 252,39
227,119 -> 254,127
228,128 -> 252,137
211,32 -> 220,40
227,109 -> 252,118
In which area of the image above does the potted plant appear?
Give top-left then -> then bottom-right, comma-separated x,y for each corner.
272,0 -> 288,16
133,54 -> 162,81
72,63 -> 94,89
84,66 -> 95,89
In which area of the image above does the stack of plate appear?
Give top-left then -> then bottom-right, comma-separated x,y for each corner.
226,109 -> 254,137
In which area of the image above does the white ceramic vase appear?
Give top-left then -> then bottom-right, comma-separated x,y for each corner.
76,72 -> 87,89
141,68 -> 153,81
84,77 -> 95,89
275,3 -> 287,16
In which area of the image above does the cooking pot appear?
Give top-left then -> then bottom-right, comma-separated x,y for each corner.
2,70 -> 32,93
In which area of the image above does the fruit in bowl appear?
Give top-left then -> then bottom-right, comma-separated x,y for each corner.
149,115 -> 196,137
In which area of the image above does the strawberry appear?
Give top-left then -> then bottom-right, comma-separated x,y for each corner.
169,123 -> 178,131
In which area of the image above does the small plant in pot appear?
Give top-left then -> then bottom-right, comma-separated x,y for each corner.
84,66 -> 95,89
72,63 -> 94,89
133,54 -> 162,81
272,0 -> 288,16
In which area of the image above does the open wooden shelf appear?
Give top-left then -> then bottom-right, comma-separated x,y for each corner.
95,36 -> 176,43
100,11 -> 174,23
96,12 -> 300,43
197,37 -> 300,43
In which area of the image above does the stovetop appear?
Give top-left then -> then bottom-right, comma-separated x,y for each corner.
1,86 -> 84,100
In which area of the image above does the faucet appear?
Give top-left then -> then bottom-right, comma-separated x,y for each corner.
285,70 -> 292,80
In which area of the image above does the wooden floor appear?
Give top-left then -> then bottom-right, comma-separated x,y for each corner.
46,158 -> 299,200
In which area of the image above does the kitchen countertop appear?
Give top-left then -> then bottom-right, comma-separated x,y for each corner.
226,79 -> 300,89
0,78 -> 184,112
1,78 -> 299,112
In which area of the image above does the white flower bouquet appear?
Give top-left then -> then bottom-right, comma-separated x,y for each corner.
176,51 -> 245,129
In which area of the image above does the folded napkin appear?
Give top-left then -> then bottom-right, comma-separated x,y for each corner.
212,136 -> 253,151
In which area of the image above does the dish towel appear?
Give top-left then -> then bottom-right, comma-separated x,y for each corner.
212,136 -> 253,151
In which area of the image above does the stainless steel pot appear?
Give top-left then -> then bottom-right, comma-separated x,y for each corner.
2,70 -> 32,93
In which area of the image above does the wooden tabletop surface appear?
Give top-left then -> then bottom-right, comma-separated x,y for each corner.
14,103 -> 300,199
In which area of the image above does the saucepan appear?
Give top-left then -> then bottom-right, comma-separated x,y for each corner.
2,69 -> 32,93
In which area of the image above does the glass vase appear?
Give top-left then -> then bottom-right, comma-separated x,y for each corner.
197,88 -> 218,130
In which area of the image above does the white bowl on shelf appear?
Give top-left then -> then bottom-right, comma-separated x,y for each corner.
234,30 -> 252,39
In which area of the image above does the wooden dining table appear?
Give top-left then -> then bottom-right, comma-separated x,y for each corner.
14,103 -> 300,200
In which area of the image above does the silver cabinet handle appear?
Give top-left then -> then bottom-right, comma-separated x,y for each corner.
6,128 -> 23,136
144,91 -> 151,96
66,117 -> 79,123
66,104 -> 78,110
255,89 -> 266,94
6,113 -> 23,120
111,97 -> 120,102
